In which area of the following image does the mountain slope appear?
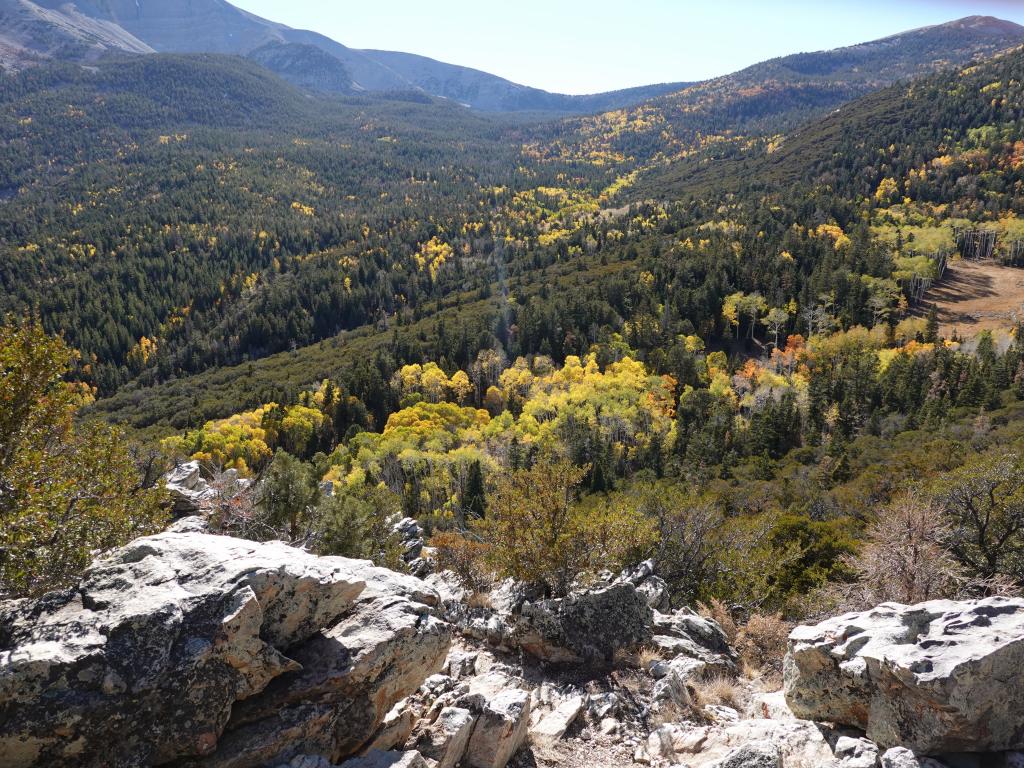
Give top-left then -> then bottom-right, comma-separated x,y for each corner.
530,16 -> 1024,172
0,0 -> 688,112
356,48 -> 689,112
85,43 -> 1024,432
0,0 -> 153,69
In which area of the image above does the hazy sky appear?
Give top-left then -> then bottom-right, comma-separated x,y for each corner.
230,1 -> 1024,94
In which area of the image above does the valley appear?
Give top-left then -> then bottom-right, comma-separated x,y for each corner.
6,5 -> 1024,768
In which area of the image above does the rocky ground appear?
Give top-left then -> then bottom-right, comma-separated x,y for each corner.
4,498 -> 1024,768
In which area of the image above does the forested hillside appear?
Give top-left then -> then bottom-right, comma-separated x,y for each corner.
6,19 -> 1024,615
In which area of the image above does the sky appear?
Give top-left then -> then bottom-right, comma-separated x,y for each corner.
229,1 -> 1024,94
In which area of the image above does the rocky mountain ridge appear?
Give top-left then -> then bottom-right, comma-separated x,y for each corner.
4,521 -> 1024,768
0,0 -> 689,111
3,2 -> 1024,115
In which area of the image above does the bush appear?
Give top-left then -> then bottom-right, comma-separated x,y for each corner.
473,459 -> 657,596
844,491 -> 965,606
0,319 -> 167,597
316,486 -> 404,569
429,530 -> 493,593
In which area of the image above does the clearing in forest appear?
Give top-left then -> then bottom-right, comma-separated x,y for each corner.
920,258 -> 1024,336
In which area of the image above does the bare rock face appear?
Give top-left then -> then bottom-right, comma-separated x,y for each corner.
784,597 -> 1024,753
0,532 -> 450,768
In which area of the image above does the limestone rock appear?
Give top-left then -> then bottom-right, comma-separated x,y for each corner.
711,741 -> 782,768
679,719 -> 854,768
834,736 -> 879,768
0,532 -> 367,767
645,724 -> 708,761
165,460 -> 218,514
338,751 -> 427,768
275,757 -> 336,768
199,565 -> 451,766
530,694 -> 584,746
617,560 -> 671,612
651,609 -> 738,674
514,582 -> 653,663
880,748 -> 949,768
392,517 -> 424,564
366,701 -> 418,753
409,706 -> 474,768
0,532 -> 450,768
459,673 -> 532,768
785,597 -> 1024,753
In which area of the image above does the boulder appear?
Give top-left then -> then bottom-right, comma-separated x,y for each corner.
366,702 -> 418,753
670,719 -> 856,768
0,531 -> 450,768
165,460 -> 218,515
275,756 -> 336,768
651,609 -> 738,674
785,597 -> 1024,753
408,706 -> 474,768
880,748 -> 949,768
617,559 -> 671,612
459,673 -> 532,768
513,582 -> 653,663
529,694 -> 584,747
712,741 -> 783,768
645,724 -> 709,762
834,736 -> 880,768
197,567 -> 451,766
392,518 -> 424,564
338,751 -> 427,768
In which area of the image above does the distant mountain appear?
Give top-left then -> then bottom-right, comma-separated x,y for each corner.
0,0 -> 153,69
532,15 -> 1024,172
355,49 -> 690,113
741,15 -> 1024,84
0,0 -> 688,112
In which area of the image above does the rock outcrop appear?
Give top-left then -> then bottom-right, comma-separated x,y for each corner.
0,531 -> 450,768
165,459 -> 220,514
784,597 -> 1024,753
513,582 -> 654,663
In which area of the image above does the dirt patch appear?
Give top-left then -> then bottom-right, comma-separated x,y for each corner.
919,258 -> 1024,336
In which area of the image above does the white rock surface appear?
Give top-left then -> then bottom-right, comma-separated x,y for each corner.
530,694 -> 585,746
0,532 -> 450,768
880,747 -> 949,768
785,597 -> 1024,753
409,706 -> 475,768
460,674 -> 532,768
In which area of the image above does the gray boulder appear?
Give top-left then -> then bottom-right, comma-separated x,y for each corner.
617,559 -> 671,611
0,531 -> 450,768
651,608 -> 738,674
513,582 -> 653,663
880,748 -> 949,768
165,460 -> 218,515
712,741 -> 783,768
338,751 -> 426,768
785,597 -> 1024,753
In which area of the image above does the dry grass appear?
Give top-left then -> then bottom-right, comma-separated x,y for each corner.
612,645 -> 663,670
691,675 -> 744,710
736,612 -> 790,680
466,591 -> 494,610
